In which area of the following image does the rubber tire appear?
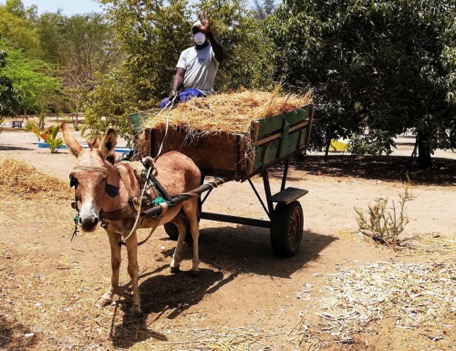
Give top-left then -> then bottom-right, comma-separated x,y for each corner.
164,222 -> 179,240
270,201 -> 304,258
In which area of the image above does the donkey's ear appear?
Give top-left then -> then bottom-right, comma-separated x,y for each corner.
61,123 -> 83,157
99,128 -> 117,158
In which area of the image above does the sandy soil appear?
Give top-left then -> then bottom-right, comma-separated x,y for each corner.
0,127 -> 455,351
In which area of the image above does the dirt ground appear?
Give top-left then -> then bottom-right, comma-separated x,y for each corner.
0,126 -> 455,351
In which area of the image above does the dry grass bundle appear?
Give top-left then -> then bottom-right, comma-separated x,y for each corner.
145,89 -> 313,135
0,159 -> 71,201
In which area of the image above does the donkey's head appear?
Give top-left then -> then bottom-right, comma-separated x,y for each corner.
62,123 -> 117,232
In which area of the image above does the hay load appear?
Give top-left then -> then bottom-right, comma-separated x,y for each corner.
142,89 -> 313,180
145,89 -> 313,135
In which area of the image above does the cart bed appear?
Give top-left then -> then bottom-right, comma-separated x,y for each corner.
142,104 -> 313,180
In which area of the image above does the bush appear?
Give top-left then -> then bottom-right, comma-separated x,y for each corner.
354,183 -> 414,250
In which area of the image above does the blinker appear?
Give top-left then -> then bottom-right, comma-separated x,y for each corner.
106,183 -> 119,197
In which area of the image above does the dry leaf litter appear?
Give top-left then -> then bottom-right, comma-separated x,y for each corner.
296,261 -> 455,344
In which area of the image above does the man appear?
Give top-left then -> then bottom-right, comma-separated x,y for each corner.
159,13 -> 224,109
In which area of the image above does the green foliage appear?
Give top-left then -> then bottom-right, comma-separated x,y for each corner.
0,49 -> 19,116
266,0 -> 456,165
29,124 -> 63,153
0,0 -> 39,57
196,0 -> 275,91
253,0 -> 276,20
82,69 -> 133,141
0,39 -> 62,115
36,12 -> 120,115
355,183 -> 415,251
349,131 -> 396,156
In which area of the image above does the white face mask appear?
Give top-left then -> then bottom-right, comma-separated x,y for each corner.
194,32 -> 206,46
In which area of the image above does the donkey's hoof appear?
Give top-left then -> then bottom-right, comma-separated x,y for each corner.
170,266 -> 181,274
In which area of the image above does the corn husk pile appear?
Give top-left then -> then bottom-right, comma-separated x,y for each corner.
144,89 -> 313,136
0,159 -> 71,201
307,261 -> 456,343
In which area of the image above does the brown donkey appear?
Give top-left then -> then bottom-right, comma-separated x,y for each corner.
62,123 -> 201,314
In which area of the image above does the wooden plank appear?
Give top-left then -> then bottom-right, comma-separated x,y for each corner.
256,105 -> 311,138
269,187 -> 309,205
147,128 -> 251,179
254,120 -> 309,147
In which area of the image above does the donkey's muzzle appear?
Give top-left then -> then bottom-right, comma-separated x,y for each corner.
79,215 -> 99,232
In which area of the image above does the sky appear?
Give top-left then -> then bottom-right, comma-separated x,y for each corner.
7,0 -> 265,17
19,0 -> 104,16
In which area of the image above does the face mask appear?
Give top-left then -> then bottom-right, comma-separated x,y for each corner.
194,32 -> 206,46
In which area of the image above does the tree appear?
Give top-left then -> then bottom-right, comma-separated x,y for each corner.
0,49 -> 19,116
253,0 -> 276,20
267,0 -> 456,168
0,0 -> 39,57
36,12 -> 121,119
0,40 -> 62,121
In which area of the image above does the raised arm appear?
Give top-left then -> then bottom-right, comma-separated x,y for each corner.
198,12 -> 224,64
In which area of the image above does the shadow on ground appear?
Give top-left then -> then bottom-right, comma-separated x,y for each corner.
110,226 -> 335,349
0,145 -> 33,151
269,155 -> 456,186
0,316 -> 37,350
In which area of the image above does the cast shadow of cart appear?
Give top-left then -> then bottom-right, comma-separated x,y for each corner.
110,226 -> 335,349
197,225 -> 336,278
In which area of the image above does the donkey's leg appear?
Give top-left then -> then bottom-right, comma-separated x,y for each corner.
183,198 -> 200,274
96,232 -> 121,308
170,212 -> 188,273
125,231 -> 142,315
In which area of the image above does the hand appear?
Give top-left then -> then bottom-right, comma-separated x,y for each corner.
169,90 -> 178,99
198,11 -> 211,34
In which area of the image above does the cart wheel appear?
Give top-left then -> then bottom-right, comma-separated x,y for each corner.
164,222 -> 179,240
270,201 -> 304,258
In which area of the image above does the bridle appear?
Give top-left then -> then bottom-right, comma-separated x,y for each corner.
69,164 -> 136,241
69,162 -> 159,247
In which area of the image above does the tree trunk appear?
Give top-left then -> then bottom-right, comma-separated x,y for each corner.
417,131 -> 432,169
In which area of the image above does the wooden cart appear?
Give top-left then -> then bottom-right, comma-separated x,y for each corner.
139,103 -> 314,257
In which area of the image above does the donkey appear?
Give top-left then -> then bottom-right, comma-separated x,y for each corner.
61,123 -> 201,314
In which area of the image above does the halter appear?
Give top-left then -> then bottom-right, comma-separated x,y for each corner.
69,162 -> 160,247
69,164 -> 135,241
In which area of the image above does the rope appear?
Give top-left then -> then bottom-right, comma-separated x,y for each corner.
119,165 -> 154,246
155,95 -> 178,159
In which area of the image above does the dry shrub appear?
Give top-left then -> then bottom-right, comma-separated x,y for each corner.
144,88 -> 313,135
354,183 -> 415,250
0,159 -> 71,201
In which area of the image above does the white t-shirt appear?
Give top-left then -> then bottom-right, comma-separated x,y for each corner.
176,44 -> 220,95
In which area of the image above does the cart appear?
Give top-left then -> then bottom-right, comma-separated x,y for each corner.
138,103 -> 314,257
